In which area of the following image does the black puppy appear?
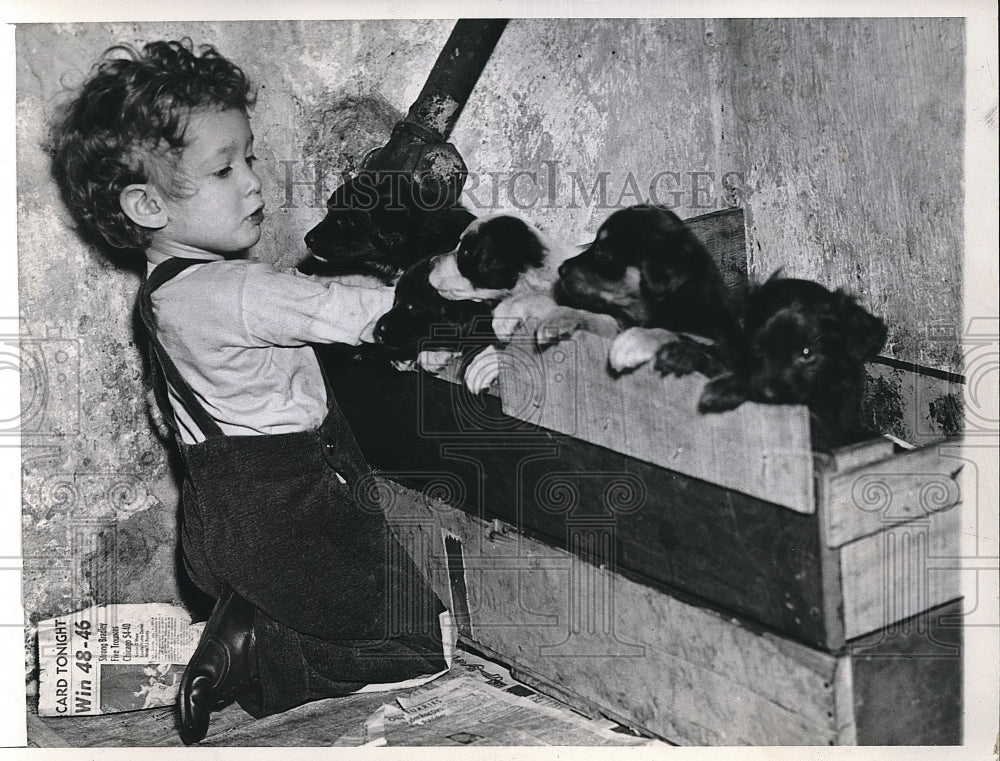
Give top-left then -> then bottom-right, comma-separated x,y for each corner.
300,174 -> 475,281
697,277 -> 888,451
555,204 -> 739,343
372,254 -> 496,367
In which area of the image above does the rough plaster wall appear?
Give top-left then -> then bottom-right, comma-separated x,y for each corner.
18,19 -> 964,684
452,18 -> 740,246
726,18 -> 964,370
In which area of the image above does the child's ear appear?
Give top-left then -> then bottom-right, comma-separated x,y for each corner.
120,184 -> 168,229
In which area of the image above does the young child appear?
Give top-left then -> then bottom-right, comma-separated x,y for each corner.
51,39 -> 450,744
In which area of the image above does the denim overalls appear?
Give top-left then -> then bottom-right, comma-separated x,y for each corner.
139,257 -> 447,716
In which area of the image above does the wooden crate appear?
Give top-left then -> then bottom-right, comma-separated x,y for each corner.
378,482 -> 962,746
495,328 -> 965,646
325,347 -> 963,651
318,203 -> 963,744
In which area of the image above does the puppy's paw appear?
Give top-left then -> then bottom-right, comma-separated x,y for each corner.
416,349 -> 462,374
698,373 -> 747,413
492,292 -> 557,344
609,328 -> 678,373
391,358 -> 418,372
654,336 -> 727,378
463,345 -> 501,394
535,307 -> 618,348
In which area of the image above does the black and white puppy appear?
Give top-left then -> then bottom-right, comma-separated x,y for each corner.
427,215 -> 597,389
375,216 -> 551,374
697,276 -> 888,451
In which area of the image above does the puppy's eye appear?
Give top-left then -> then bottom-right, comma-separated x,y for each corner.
798,346 -> 817,363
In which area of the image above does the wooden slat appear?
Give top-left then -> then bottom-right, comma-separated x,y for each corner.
820,439 -> 964,547
848,600 -> 964,745
827,437 -> 896,472
832,656 -> 858,745
684,206 -> 749,290
839,505 -> 963,640
498,330 -> 816,513
384,484 -> 842,746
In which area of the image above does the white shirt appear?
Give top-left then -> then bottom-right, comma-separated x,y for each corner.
147,258 -> 395,444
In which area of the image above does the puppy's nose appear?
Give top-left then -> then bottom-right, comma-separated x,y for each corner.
304,229 -> 317,250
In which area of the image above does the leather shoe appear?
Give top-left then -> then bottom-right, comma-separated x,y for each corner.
178,587 -> 258,745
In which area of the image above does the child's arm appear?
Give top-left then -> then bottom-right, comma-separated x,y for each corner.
239,263 -> 395,347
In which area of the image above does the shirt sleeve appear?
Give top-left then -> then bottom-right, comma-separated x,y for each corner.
239,262 -> 396,347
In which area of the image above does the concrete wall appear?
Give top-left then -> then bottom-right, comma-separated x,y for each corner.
16,18 -> 964,685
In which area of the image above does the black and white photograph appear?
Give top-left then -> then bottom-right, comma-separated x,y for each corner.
2,1 -> 997,755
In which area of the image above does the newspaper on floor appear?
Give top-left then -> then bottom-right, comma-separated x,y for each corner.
334,650 -> 661,747
36,603 -> 205,717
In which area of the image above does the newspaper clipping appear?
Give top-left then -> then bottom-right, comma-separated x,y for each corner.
37,604 -> 204,717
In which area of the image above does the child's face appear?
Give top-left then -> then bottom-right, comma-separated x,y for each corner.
154,108 -> 264,256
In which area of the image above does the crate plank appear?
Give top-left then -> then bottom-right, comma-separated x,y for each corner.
385,486 -> 841,745
849,600 -> 963,745
820,440 -> 964,547
499,331 -> 816,514
684,207 -> 749,291
839,504 -> 963,640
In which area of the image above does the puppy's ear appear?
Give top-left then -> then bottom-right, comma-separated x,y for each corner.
764,268 -> 785,284
834,290 -> 888,361
640,254 -> 680,297
639,234 -> 700,297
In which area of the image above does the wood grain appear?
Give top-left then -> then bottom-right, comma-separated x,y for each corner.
385,484 -> 963,745
385,485 -> 842,745
819,439 -> 964,547
839,505 -> 963,640
499,330 -> 816,513
685,207 -> 749,290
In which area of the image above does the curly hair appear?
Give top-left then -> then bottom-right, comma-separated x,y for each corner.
50,39 -> 256,251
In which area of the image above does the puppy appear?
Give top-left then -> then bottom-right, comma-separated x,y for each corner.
697,276 -> 888,451
425,214 -> 619,390
300,173 -> 475,281
428,215 -> 550,302
429,215 -> 615,345
554,205 -> 739,344
372,254 -> 497,371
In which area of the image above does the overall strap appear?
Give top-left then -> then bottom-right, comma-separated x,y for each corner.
138,257 -> 224,440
